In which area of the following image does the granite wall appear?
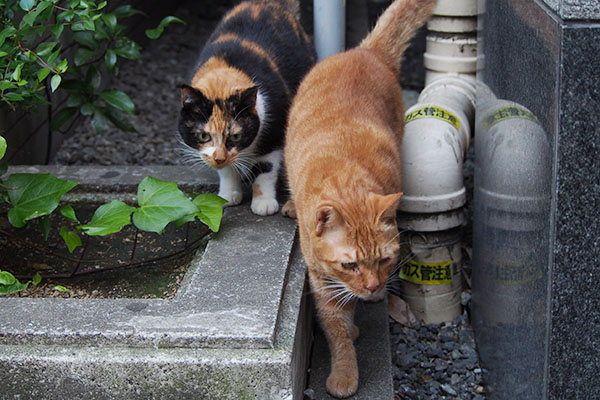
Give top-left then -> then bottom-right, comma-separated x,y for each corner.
472,0 -> 600,399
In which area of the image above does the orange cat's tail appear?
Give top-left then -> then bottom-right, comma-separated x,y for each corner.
360,0 -> 438,75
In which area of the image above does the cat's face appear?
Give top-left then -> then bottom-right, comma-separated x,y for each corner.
178,85 -> 260,169
307,192 -> 402,303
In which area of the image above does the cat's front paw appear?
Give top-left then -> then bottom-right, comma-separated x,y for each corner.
219,189 -> 243,207
326,370 -> 359,398
251,197 -> 279,216
281,199 -> 297,218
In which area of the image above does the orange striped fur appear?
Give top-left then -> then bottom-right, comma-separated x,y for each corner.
283,0 -> 438,396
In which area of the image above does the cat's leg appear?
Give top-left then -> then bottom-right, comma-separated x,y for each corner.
217,166 -> 243,207
281,199 -> 296,218
311,274 -> 359,398
251,150 -> 281,216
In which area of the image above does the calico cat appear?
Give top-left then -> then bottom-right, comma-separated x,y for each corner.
178,0 -> 315,215
283,0 -> 438,397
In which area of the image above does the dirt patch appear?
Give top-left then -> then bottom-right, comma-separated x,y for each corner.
1,203 -> 210,299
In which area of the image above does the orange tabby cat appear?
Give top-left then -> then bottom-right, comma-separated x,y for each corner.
283,0 -> 438,397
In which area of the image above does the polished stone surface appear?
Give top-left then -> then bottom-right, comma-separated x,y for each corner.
472,0 -> 600,399
542,0 -> 600,20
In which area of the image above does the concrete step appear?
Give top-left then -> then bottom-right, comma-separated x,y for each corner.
0,165 -> 311,400
306,299 -> 394,400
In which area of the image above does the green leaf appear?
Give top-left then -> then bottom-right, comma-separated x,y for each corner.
32,272 -> 42,286
50,107 -> 77,131
0,279 -> 29,295
85,66 -> 101,90
3,92 -> 24,101
72,32 -> 97,49
113,39 -> 141,60
193,193 -> 227,232
102,13 -> 117,31
145,16 -> 185,39
91,108 -> 107,133
105,107 -> 136,132
60,205 -> 78,222
50,74 -> 61,92
37,68 -> 51,82
56,59 -> 68,73
53,285 -> 71,292
19,0 -> 36,12
78,200 -> 134,236
0,27 -> 17,48
11,63 -> 23,81
74,47 -> 96,66
59,226 -> 82,253
51,24 -> 65,38
39,215 -> 51,240
99,89 -> 135,114
0,136 -> 6,161
22,1 -> 51,27
104,49 -> 117,71
5,173 -> 78,228
0,271 -> 16,286
66,93 -> 83,107
97,1 -> 107,10
80,103 -> 94,116
113,5 -> 144,18
132,176 -> 197,233
36,41 -> 58,56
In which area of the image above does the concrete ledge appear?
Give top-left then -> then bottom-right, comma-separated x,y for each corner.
0,165 -> 310,399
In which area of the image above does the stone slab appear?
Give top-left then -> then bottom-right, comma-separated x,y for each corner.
541,0 -> 600,20
0,165 -> 311,399
306,299 -> 394,400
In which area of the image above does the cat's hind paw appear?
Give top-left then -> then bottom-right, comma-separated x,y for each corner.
251,197 -> 279,216
326,371 -> 359,399
219,190 -> 243,207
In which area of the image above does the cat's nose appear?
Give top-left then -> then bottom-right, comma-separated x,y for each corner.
214,155 -> 226,164
365,277 -> 380,293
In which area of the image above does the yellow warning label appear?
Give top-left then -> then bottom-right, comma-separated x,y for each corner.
399,259 -> 454,285
405,106 -> 460,131
489,262 -> 543,285
482,105 -> 540,130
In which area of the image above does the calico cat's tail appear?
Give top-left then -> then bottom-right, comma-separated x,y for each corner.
360,0 -> 438,75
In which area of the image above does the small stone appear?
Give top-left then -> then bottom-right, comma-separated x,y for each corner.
441,384 -> 458,396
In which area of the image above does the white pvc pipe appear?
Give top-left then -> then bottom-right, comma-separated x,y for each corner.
313,0 -> 346,60
399,75 -> 476,217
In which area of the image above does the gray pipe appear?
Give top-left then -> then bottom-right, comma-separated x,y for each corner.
313,0 -> 346,60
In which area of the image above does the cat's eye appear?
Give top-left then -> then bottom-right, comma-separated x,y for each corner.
198,132 -> 211,143
229,133 -> 242,142
341,262 -> 358,270
379,257 -> 391,265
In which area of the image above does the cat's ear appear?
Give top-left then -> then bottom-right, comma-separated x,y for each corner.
238,86 -> 258,110
181,85 -> 210,109
315,205 -> 343,236
370,192 -> 403,223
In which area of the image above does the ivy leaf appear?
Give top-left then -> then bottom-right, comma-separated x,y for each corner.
78,200 -> 134,236
5,173 -> 78,228
145,16 -> 185,39
99,89 -> 135,114
50,107 -> 77,131
60,205 -> 78,222
32,272 -> 42,286
0,136 -> 6,160
0,270 -> 16,286
193,193 -> 227,232
53,285 -> 71,293
132,176 -> 197,233
50,74 -> 62,92
59,226 -> 82,253
0,279 -> 29,294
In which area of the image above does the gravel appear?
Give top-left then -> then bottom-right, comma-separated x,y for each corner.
51,1 -> 487,399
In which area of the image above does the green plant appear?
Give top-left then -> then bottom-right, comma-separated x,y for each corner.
0,0 -> 183,133
0,135 -> 227,295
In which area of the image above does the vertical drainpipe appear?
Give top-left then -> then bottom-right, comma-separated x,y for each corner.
396,0 -> 479,324
313,0 -> 346,60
